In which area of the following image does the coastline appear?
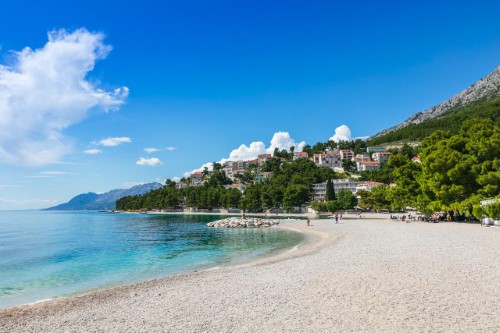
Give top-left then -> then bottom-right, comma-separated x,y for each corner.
2,218 -> 499,332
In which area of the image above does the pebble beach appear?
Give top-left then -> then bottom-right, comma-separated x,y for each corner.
1,218 -> 499,332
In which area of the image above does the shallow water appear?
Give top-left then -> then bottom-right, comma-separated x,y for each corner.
0,211 -> 304,308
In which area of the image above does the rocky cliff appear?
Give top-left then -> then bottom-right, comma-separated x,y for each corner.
372,65 -> 500,138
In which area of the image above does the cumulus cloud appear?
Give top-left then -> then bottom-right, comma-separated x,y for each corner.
329,125 -> 352,142
267,132 -> 306,154
0,28 -> 128,166
84,148 -> 102,155
184,131 -> 305,177
97,137 -> 131,147
136,157 -> 163,166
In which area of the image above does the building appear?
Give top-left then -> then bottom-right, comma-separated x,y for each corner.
225,183 -> 247,192
339,149 -> 354,160
356,161 -> 380,171
372,152 -> 392,164
293,152 -> 309,160
332,179 -> 359,194
367,147 -> 386,153
257,154 -> 272,164
175,182 -> 189,190
255,172 -> 272,183
412,155 -> 421,163
189,171 -> 204,186
313,153 -> 342,169
354,153 -> 371,162
355,181 -> 384,192
312,182 -> 327,201
313,179 -> 360,201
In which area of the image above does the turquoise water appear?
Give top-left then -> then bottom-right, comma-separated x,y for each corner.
0,211 -> 304,308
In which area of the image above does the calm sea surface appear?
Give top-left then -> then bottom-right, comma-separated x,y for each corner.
0,211 -> 304,308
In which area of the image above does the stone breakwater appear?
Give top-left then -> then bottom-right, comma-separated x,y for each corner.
207,217 -> 281,228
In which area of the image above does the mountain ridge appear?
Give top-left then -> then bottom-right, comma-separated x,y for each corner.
45,182 -> 163,210
371,65 -> 500,139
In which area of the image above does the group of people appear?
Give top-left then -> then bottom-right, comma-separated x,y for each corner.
306,212 -> 344,226
390,214 -> 412,223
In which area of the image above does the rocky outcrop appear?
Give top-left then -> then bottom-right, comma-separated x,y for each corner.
207,217 -> 280,228
372,65 -> 500,138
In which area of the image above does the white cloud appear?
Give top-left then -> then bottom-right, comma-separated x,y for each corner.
0,28 -> 128,166
184,131 -> 305,177
84,148 -> 102,155
0,184 -> 21,189
227,141 -> 267,161
97,137 -> 131,147
171,176 -> 181,182
144,147 -> 176,153
329,125 -> 352,142
40,171 -> 67,175
266,132 -> 306,154
136,157 -> 163,166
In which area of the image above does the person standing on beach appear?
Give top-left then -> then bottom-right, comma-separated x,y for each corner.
335,213 -> 339,224
307,218 -> 310,226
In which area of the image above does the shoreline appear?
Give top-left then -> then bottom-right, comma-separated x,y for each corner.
0,219 -> 318,311
2,219 -> 498,332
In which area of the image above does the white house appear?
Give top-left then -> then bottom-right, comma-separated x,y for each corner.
356,161 -> 380,171
355,181 -> 384,192
313,153 -> 342,169
372,152 -> 392,164
339,149 -> 354,160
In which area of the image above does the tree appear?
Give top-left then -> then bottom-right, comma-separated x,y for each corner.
326,178 -> 336,201
342,159 -> 356,173
283,184 -> 311,211
357,190 -> 373,211
326,200 -> 341,213
336,190 -> 357,210
370,185 -> 391,211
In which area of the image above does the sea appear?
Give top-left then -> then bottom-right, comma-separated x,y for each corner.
0,210 -> 305,309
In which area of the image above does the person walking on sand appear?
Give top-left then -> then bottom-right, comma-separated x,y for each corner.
335,213 -> 339,224
307,218 -> 310,226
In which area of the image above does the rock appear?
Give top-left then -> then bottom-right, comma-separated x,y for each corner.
206,217 -> 281,228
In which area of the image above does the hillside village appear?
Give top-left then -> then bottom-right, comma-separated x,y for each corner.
117,116 -> 498,222
177,146 -> 411,203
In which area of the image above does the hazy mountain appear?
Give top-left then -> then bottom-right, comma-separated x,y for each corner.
371,65 -> 500,140
45,182 -> 163,210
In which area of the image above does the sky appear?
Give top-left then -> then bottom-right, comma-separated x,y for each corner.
0,0 -> 500,209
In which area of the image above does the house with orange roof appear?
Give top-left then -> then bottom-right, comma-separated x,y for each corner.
356,181 -> 385,192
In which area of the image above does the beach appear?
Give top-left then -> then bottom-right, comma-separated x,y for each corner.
1,218 -> 499,332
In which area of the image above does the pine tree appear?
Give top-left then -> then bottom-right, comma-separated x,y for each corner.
326,178 -> 336,201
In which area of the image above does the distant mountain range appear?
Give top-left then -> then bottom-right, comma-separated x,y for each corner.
370,65 -> 500,144
45,182 -> 163,210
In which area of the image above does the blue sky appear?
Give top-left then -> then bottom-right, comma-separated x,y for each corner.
0,0 -> 499,209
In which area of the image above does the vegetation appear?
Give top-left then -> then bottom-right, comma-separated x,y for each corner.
117,157 -> 338,212
117,110 -> 499,221
368,97 -> 500,146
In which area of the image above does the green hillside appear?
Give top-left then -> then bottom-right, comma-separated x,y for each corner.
368,97 -> 500,146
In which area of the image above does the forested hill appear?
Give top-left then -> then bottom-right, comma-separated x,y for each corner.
369,65 -> 500,145
368,97 -> 500,146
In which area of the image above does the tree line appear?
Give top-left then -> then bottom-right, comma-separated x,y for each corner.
117,118 -> 499,220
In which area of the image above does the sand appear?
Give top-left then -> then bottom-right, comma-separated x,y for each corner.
1,218 -> 499,332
